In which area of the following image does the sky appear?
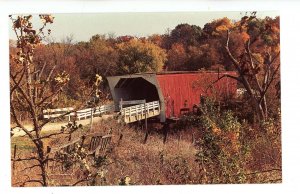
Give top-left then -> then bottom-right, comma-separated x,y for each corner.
9,11 -> 279,42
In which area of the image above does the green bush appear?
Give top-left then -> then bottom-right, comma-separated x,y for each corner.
218,111 -> 241,132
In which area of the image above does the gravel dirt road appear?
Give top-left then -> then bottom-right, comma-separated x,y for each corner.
11,115 -> 113,137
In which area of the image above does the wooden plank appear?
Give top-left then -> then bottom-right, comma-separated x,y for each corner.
50,137 -> 83,153
76,104 -> 115,120
84,132 -> 103,138
43,107 -> 74,113
121,101 -> 159,117
120,99 -> 146,106
12,145 -> 17,174
43,107 -> 75,121
87,134 -> 112,155
124,109 -> 160,123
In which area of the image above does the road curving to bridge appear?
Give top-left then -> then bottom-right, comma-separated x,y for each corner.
11,115 -> 113,137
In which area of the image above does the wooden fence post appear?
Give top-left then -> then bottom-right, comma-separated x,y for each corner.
13,144 -> 17,175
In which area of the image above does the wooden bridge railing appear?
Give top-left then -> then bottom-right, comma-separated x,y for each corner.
42,101 -> 160,124
43,104 -> 115,121
43,107 -> 75,121
120,100 -> 160,123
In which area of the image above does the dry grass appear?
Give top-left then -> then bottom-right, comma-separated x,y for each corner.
105,123 -> 199,185
11,118 -> 282,186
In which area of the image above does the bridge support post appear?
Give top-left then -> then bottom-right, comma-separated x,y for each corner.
163,123 -> 169,144
143,101 -> 149,144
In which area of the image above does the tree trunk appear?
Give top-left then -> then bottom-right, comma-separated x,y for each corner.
40,161 -> 48,186
261,96 -> 268,120
37,140 -> 48,186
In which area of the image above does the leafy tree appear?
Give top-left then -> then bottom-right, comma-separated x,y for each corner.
32,38 -> 87,106
116,39 -> 167,74
186,43 -> 220,70
116,35 -> 135,43
202,17 -> 233,38
147,34 -> 164,47
168,23 -> 202,48
220,13 -> 280,121
164,24 -> 211,71
68,35 -> 119,100
75,34 -> 119,80
166,43 -> 188,70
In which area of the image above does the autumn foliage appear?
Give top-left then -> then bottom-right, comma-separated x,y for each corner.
10,14 -> 280,111
9,13 -> 281,186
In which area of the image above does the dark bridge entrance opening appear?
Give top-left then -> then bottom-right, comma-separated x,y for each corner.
114,77 -> 159,104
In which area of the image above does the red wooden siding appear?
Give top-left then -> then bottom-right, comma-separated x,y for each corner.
156,72 -> 237,118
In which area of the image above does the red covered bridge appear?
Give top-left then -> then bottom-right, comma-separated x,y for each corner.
107,71 -> 237,123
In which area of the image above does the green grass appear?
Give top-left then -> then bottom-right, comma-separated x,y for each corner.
11,136 -> 35,154
11,123 -> 91,154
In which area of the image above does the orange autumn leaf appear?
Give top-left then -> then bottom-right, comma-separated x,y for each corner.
240,31 -> 250,43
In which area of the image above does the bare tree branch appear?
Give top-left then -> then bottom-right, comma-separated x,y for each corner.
10,101 -> 35,140
225,30 -> 242,73
72,176 -> 92,186
246,39 -> 263,93
38,130 -> 69,140
21,179 -> 44,186
259,63 -> 280,104
225,30 -> 255,99
10,67 -> 25,95
37,86 -> 63,106
205,74 -> 241,93
38,61 -> 57,99
21,164 -> 40,172
11,156 -> 39,162
10,72 -> 35,113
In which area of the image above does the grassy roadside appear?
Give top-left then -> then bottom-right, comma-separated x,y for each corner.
11,117 -> 281,186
